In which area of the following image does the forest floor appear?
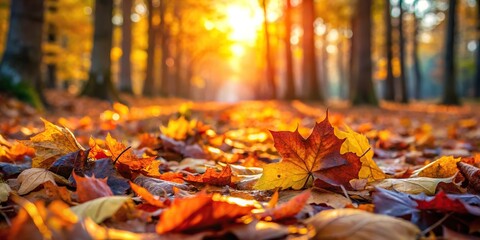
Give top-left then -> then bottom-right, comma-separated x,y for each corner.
0,90 -> 480,239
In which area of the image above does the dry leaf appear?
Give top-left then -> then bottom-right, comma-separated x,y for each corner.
412,156 -> 460,178
17,168 -> 67,195
305,209 -> 420,240
0,182 -> 11,202
457,162 -> 480,193
261,190 -> 311,221
160,116 -> 196,140
130,182 -> 167,208
23,118 -> 84,168
70,196 -> 131,223
73,172 -> 113,203
156,192 -> 255,233
372,176 -> 454,195
335,125 -> 385,181
185,165 -> 232,186
255,114 -> 359,190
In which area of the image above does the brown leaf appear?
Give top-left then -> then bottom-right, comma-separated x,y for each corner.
185,165 -> 232,186
23,118 -> 85,168
73,172 -> 113,203
156,192 -> 255,233
255,113 -> 360,190
457,162 -> 480,193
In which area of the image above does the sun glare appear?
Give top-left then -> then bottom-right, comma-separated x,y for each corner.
225,4 -> 263,44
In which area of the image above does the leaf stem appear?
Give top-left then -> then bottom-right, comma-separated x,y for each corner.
113,146 -> 131,164
420,212 -> 452,237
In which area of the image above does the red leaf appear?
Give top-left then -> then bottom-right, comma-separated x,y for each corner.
156,192 -> 255,233
185,165 -> 232,186
73,172 -> 113,203
415,191 -> 468,214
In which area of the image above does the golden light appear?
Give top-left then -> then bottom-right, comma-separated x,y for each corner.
224,4 -> 263,44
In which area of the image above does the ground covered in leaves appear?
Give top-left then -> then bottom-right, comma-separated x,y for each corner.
0,91 -> 480,239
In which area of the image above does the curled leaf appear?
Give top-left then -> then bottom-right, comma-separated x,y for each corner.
73,172 -> 113,203
372,176 -> 454,195
412,156 -> 460,178
23,118 -> 84,168
305,209 -> 420,240
17,168 -> 67,195
185,165 -> 232,186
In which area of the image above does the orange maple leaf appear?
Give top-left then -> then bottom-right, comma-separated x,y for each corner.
255,113 -> 360,190
260,190 -> 311,221
130,182 -> 168,208
156,192 -> 255,233
73,172 -> 113,203
104,133 -> 154,178
184,165 -> 232,186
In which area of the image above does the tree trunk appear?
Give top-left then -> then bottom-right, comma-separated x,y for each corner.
442,0 -> 460,105
46,1 -> 58,89
283,0 -> 295,100
412,0 -> 422,100
81,0 -> 120,102
173,1 -> 183,98
302,0 -> 322,101
143,0 -> 157,97
159,0 -> 170,97
398,0 -> 408,103
119,0 -> 133,94
474,0 -> 480,98
262,0 -> 276,99
350,0 -> 377,105
384,0 -> 395,101
0,0 -> 46,109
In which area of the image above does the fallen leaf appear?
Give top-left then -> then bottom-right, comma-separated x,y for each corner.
305,209 -> 420,240
255,114 -> 359,190
373,187 -> 418,217
23,118 -> 85,168
134,175 -> 189,196
335,125 -> 385,182
457,162 -> 480,193
70,196 -> 131,223
43,181 -> 73,204
0,182 -> 11,202
156,192 -> 255,233
261,190 -> 311,221
412,156 -> 460,178
0,141 -> 35,162
280,189 -> 351,209
372,176 -> 454,195
160,116 -> 196,141
104,133 -> 153,178
130,182 -> 167,208
185,165 -> 232,186
73,172 -> 113,203
415,191 -> 480,215
87,137 -> 110,160
17,168 -> 68,195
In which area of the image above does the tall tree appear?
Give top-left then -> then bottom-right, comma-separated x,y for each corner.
0,0 -> 46,109
261,0 -> 277,99
119,0 -> 133,94
45,0 -> 58,89
412,0 -> 422,99
143,0 -> 157,97
158,0 -> 170,97
81,0 -> 121,102
302,0 -> 322,101
283,0 -> 295,99
350,0 -> 377,105
384,0 -> 395,101
442,0 -> 460,105
474,0 -> 480,98
398,0 -> 408,103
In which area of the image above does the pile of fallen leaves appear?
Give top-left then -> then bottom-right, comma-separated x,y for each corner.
0,100 -> 480,239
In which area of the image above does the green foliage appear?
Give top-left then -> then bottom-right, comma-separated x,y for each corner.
0,75 -> 44,110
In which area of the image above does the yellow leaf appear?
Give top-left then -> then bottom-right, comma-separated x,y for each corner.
17,168 -> 67,195
334,125 -> 385,182
160,116 -> 196,140
305,209 -> 420,240
23,118 -> 85,168
70,196 -> 131,223
0,182 -> 11,202
372,176 -> 454,195
412,156 -> 460,178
